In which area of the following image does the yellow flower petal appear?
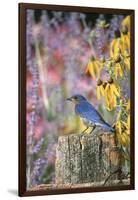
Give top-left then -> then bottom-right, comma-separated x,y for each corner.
94,61 -> 100,78
96,86 -> 101,100
100,85 -> 105,96
121,132 -> 130,147
127,100 -> 130,111
110,83 -> 120,97
96,85 -> 105,101
104,83 -> 110,109
121,34 -> 130,51
85,61 -> 95,78
116,121 -> 122,135
104,84 -> 116,110
85,58 -> 100,79
89,62 -> 96,78
115,63 -> 123,79
122,16 -> 130,31
124,57 -> 130,70
110,38 -> 118,58
110,38 -> 123,59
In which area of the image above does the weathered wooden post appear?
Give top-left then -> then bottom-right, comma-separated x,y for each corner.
28,132 -> 130,191
55,133 -> 124,186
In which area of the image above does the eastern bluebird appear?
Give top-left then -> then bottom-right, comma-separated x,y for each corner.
66,94 -> 114,134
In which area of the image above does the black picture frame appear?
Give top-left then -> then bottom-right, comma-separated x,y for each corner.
19,3 -> 135,197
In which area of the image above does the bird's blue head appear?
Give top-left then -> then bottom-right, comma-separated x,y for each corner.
66,94 -> 87,104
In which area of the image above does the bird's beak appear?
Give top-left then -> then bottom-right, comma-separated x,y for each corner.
66,97 -> 72,101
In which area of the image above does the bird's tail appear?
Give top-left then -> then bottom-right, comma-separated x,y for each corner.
102,123 -> 115,133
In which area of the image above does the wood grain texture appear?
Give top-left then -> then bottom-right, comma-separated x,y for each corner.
55,133 -> 125,185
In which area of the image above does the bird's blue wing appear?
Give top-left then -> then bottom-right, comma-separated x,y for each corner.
75,102 -> 106,124
75,101 -> 114,132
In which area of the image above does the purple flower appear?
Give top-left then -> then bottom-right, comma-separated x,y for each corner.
108,15 -> 124,40
31,157 -> 47,186
32,138 -> 44,154
26,9 -> 34,69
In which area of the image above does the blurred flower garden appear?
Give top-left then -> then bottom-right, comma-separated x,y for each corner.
26,9 -> 131,188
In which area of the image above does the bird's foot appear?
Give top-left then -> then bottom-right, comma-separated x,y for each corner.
89,125 -> 96,134
81,127 -> 89,134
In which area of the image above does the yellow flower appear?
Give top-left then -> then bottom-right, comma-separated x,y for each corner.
110,38 -> 123,58
105,87 -> 116,110
115,120 -> 122,135
127,114 -> 130,131
120,131 -> 130,147
121,29 -> 130,51
112,51 -> 130,78
96,79 -> 105,100
85,56 -> 100,79
113,55 -> 124,79
104,78 -> 120,110
127,99 -> 130,111
121,16 -> 130,31
120,16 -> 130,58
115,119 -> 130,147
110,31 -> 130,61
96,78 -> 120,111
114,62 -> 123,79
120,25 -> 130,62
110,29 -> 124,58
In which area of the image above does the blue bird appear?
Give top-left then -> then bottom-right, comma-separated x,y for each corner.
66,94 -> 114,134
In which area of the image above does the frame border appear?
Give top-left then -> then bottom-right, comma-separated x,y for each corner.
19,3 -> 135,196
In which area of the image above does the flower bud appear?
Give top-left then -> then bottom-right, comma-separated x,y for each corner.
108,77 -> 114,84
103,82 -> 107,89
100,56 -> 106,63
97,79 -> 103,86
114,29 -> 121,38
91,55 -> 95,61
114,55 -> 121,63
122,26 -> 128,35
